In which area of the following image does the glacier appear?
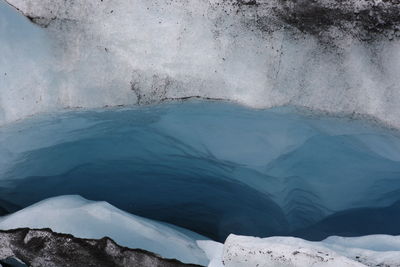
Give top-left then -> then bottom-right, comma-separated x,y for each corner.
2,0 -> 400,266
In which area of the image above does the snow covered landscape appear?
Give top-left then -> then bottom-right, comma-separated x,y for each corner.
1,0 -> 400,266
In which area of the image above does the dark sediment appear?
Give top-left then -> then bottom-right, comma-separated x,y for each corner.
0,228 -> 204,267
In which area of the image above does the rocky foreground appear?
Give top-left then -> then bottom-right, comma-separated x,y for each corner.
0,228 -> 203,267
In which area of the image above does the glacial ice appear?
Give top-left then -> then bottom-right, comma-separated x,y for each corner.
2,0 -> 400,129
201,234 -> 400,267
0,101 -> 399,241
0,195 -> 209,265
2,0 -> 400,265
221,235 -> 364,267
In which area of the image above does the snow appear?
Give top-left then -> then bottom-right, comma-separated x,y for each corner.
0,195 -> 209,266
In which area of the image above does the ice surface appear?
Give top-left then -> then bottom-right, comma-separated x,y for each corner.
202,234 -> 400,267
0,101 -> 399,241
2,0 -> 400,129
0,195 -> 209,265
222,235 -> 364,267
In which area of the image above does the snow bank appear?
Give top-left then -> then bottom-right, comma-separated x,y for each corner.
0,195 -> 208,265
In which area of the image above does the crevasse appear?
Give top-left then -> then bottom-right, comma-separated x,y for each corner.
1,101 -> 399,242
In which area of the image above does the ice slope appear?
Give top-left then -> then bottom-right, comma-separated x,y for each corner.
2,0 -> 400,129
0,195 -> 209,265
0,101 -> 399,241
200,234 -> 400,267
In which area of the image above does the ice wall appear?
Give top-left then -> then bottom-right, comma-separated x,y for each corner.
2,0 -> 400,128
